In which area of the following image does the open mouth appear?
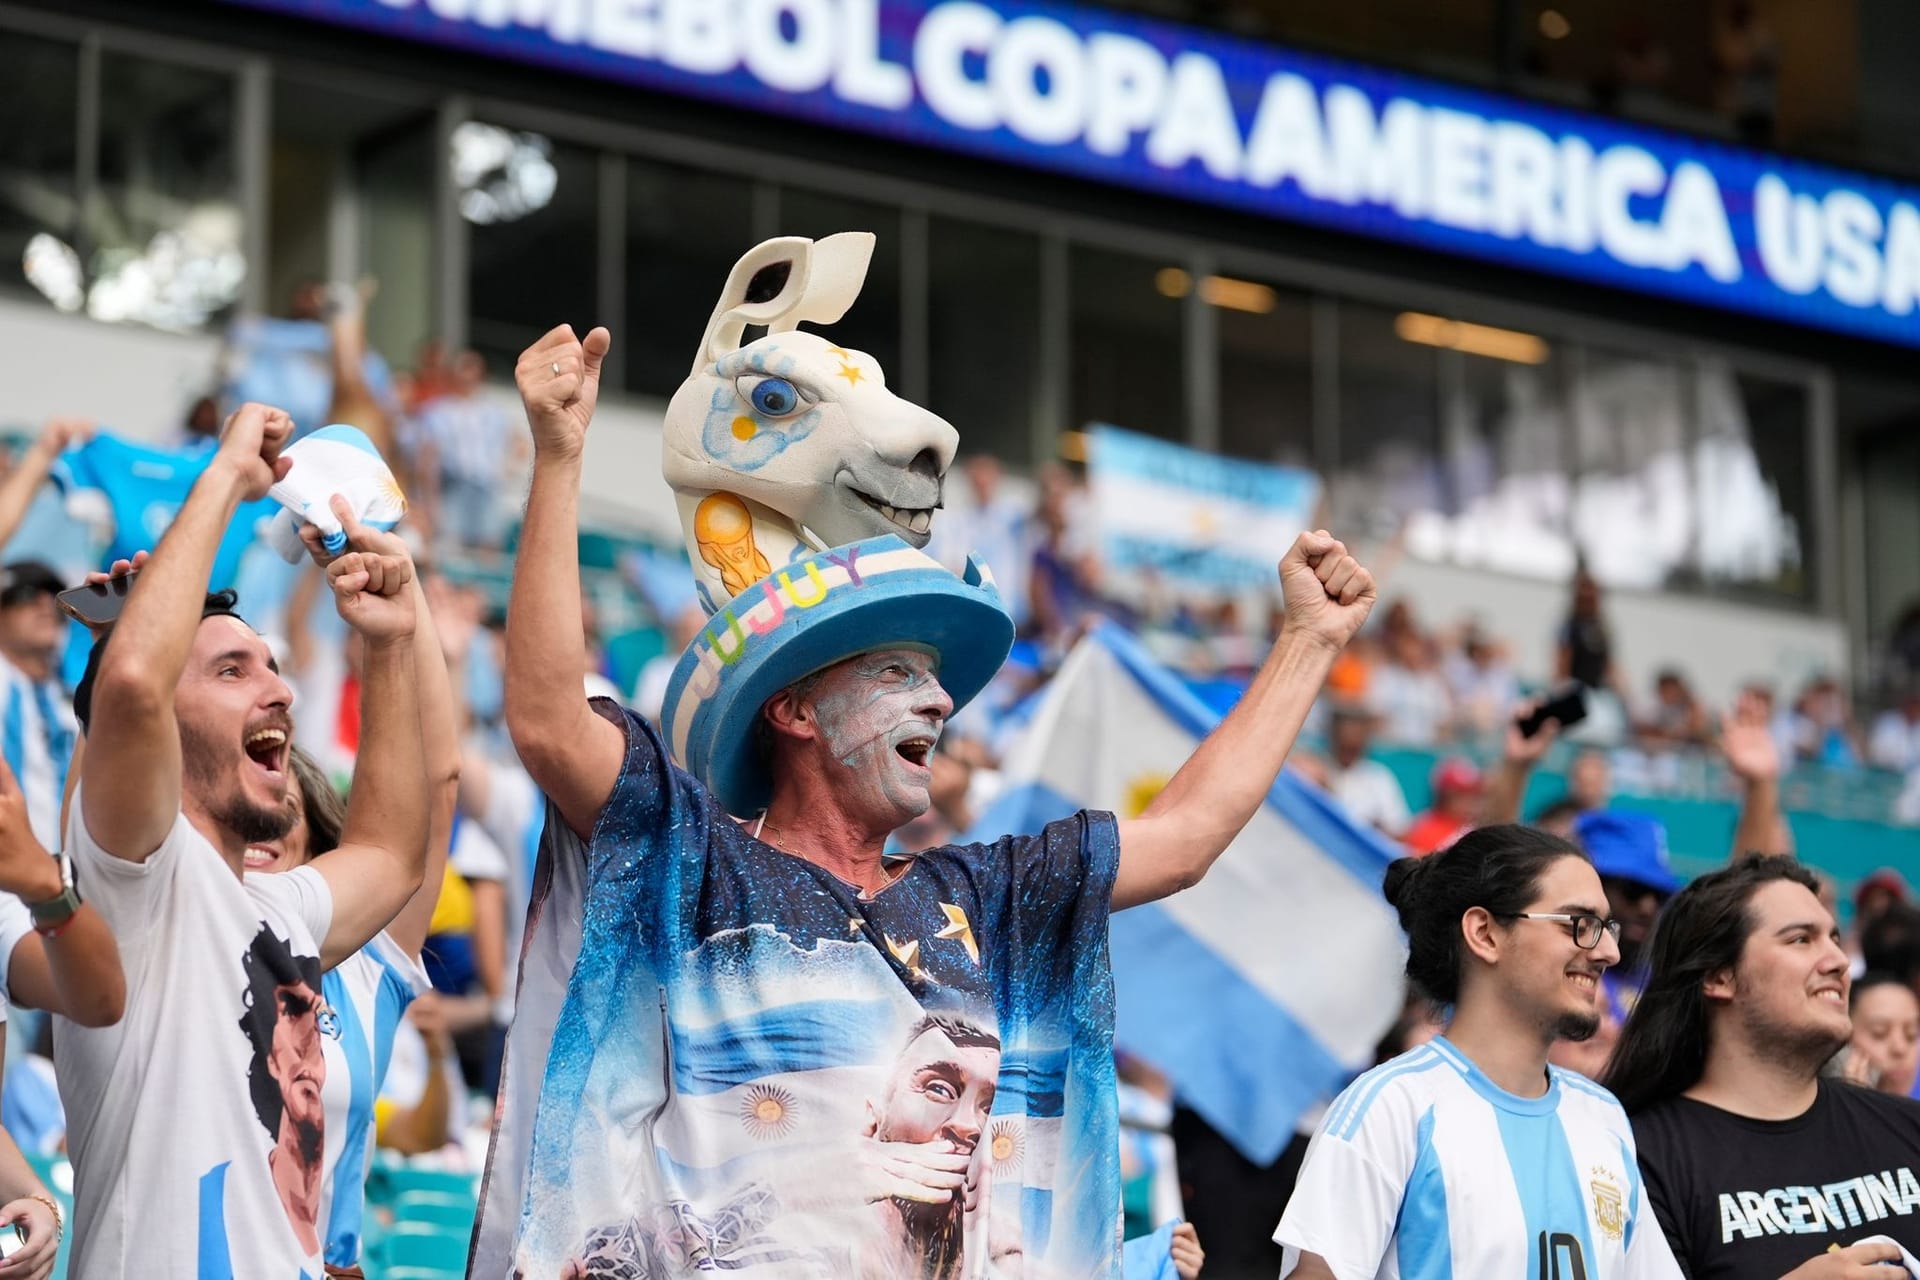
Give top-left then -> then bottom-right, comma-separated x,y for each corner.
851,488 -> 935,537
1812,987 -> 1846,1005
1567,972 -> 1600,996
895,736 -> 936,771
244,725 -> 289,780
244,844 -> 281,871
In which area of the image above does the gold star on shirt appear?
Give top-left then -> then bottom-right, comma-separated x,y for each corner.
884,934 -> 921,969
848,917 -> 865,936
935,903 -> 980,964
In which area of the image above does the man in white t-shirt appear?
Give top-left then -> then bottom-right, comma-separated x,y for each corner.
1325,702 -> 1411,837
56,402 -> 431,1280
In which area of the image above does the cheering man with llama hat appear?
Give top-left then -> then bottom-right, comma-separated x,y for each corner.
474,233 -> 1376,1280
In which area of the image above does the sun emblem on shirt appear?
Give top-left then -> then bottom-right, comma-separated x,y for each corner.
740,1085 -> 798,1141
1124,772 -> 1170,820
988,1120 -> 1024,1170
1590,1167 -> 1625,1241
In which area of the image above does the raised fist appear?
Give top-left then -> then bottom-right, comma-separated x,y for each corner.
1278,530 -> 1377,654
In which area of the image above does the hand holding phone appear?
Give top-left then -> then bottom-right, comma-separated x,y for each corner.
1517,684 -> 1588,739
56,573 -> 135,630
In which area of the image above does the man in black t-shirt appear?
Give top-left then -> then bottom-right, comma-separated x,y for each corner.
1606,856 -> 1920,1279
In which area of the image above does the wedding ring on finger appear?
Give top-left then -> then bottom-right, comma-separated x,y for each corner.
551,361 -> 561,375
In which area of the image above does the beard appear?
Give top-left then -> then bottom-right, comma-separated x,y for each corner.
1738,992 -> 1848,1076
892,1193 -> 965,1280
1554,1009 -> 1602,1042
292,1111 -> 324,1168
180,719 -> 295,845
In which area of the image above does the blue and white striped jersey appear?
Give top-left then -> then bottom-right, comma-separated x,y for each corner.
317,930 -> 430,1269
1276,1036 -> 1682,1280
0,655 -> 74,849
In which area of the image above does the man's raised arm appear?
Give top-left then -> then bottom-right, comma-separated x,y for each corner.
504,324 -> 625,840
81,404 -> 291,862
1113,532 -> 1375,910
309,518 -> 430,968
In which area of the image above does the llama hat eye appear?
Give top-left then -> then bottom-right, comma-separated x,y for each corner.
736,374 -> 811,418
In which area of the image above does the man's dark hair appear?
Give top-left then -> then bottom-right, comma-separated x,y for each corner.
1862,904 -> 1920,987
72,589 -> 245,732
236,923 -> 324,1138
1530,797 -> 1585,829
902,1012 -> 1001,1056
1380,825 -> 1585,1006
0,560 -> 63,610
1603,855 -> 1823,1114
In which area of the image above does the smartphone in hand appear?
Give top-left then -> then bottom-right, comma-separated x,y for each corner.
1517,684 -> 1588,738
56,571 -> 137,629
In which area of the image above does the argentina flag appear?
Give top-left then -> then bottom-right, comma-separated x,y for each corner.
966,622 -> 1406,1163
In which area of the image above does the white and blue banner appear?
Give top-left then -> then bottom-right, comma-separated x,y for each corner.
966,622 -> 1405,1163
226,0 -> 1920,348
1088,424 -> 1321,596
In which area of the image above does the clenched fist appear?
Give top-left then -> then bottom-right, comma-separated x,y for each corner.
1278,530 -> 1377,654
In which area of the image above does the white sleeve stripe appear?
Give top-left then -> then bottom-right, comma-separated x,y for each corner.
1325,1045 -> 1438,1137
1334,1051 -> 1451,1142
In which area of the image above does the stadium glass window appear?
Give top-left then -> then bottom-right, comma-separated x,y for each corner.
1398,344 -> 1576,579
463,128 -> 598,374
928,217 -> 1041,465
0,30 -> 80,306
1216,276 -> 1314,466
777,187 -> 902,381
1568,347 -> 1696,592
1069,245 -> 1185,442
90,52 -> 242,331
1692,366 -> 1812,603
623,159 -> 755,399
1329,301 -> 1441,542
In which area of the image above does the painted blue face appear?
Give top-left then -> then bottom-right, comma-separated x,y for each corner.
804,648 -> 953,826
699,347 -> 824,473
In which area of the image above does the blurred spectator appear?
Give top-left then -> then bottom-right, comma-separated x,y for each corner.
1859,871 -> 1912,929
1890,601 -> 1920,693
928,455 -> 1033,630
1847,973 -> 1920,1098
1712,0 -> 1779,144
1567,747 -> 1613,813
1442,621 -> 1517,738
1554,568 -> 1618,694
1369,619 -> 1452,745
406,349 -> 521,552
1638,667 -> 1711,748
221,279 -> 398,439
1402,758 -> 1481,856
1789,676 -> 1861,767
1027,463 -> 1100,648
176,394 -> 222,447
1321,703 -> 1410,837
1575,809 -> 1678,1024
0,561 -> 76,846
1869,690 -> 1920,773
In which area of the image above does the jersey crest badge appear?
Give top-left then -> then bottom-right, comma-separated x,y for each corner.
1590,1168 -> 1625,1241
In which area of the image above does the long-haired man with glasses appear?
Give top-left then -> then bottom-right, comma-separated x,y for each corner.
1275,825 -> 1682,1279
1606,856 -> 1920,1279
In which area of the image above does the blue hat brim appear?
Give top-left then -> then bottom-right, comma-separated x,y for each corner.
660,536 -> 1014,816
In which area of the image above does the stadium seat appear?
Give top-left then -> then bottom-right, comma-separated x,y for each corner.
392,1189 -> 478,1232
375,1222 -> 471,1271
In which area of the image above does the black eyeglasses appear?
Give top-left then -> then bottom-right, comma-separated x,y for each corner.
1502,912 -> 1623,950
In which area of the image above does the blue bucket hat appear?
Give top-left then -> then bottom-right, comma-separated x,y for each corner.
659,534 -> 1014,816
1574,810 -> 1680,897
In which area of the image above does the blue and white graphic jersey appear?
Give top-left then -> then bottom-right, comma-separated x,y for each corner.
1276,1037 -> 1682,1280
0,654 -> 75,848
474,702 -> 1123,1279
52,435 -> 278,593
317,931 -> 430,1269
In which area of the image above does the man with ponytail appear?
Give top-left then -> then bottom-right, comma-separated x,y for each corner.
1276,825 -> 1681,1279
1607,856 -> 1920,1279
